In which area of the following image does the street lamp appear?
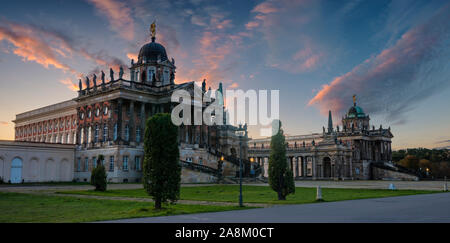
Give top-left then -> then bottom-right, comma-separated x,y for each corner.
235,129 -> 246,207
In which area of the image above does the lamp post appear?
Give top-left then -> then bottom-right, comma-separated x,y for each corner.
235,129 -> 245,207
250,157 -> 255,179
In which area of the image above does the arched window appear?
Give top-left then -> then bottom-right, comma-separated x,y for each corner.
103,125 -> 108,142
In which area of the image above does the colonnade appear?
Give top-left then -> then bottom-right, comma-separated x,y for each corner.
250,156 -> 316,178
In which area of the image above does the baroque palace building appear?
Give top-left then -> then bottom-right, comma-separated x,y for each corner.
3,25 -> 252,184
248,98 -> 417,181
1,25 -> 417,183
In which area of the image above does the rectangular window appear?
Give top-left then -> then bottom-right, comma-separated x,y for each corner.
135,156 -> 141,171
123,156 -> 129,171
84,158 -> 89,172
93,157 -> 97,168
136,128 -> 141,143
77,158 -> 81,172
109,156 -> 114,172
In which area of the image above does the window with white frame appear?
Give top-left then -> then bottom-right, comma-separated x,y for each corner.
85,157 -> 89,172
113,123 -> 118,141
77,158 -> 81,172
123,156 -> 129,171
109,156 -> 114,172
94,125 -> 99,143
125,125 -> 129,141
136,127 -> 141,143
103,125 -> 108,142
135,156 -> 141,171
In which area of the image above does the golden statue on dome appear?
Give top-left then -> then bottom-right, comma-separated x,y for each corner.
150,21 -> 156,38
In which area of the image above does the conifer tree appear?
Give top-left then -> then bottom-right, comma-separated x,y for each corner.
268,120 -> 295,200
143,113 -> 181,209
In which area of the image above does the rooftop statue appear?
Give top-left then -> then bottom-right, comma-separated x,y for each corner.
85,76 -> 90,89
119,66 -> 124,79
93,74 -> 97,87
202,79 -> 206,93
78,79 -> 82,91
110,68 -> 114,82
101,71 -> 105,84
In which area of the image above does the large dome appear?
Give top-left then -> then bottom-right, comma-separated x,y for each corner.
138,38 -> 168,63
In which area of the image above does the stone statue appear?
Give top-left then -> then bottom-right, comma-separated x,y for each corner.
202,79 -> 206,93
119,66 -> 124,79
85,76 -> 90,88
337,126 -> 340,132
131,59 -> 134,65
172,58 -> 175,65
303,141 -> 306,147
101,71 -> 105,84
78,79 -> 82,91
110,68 -> 114,82
312,140 -> 315,146
323,126 -> 325,133
93,74 -> 97,87
170,71 -> 175,84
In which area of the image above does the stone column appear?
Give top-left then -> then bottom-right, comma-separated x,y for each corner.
312,156 -> 317,179
117,99 -> 123,143
302,157 -> 307,177
264,157 -> 269,178
129,101 -> 135,143
140,102 -> 146,143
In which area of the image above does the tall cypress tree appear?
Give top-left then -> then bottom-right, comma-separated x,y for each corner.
268,120 -> 295,200
143,113 -> 181,209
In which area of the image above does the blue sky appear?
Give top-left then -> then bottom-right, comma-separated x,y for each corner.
0,0 -> 449,149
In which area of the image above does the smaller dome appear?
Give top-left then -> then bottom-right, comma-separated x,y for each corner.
347,105 -> 366,118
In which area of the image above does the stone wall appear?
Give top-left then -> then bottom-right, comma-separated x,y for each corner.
181,167 -> 218,183
372,166 -> 419,181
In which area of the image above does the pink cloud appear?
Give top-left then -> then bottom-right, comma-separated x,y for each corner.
308,4 -> 450,121
245,21 -> 260,30
86,0 -> 135,41
59,78 -> 79,91
0,22 -> 75,74
0,19 -> 126,91
252,2 -> 279,14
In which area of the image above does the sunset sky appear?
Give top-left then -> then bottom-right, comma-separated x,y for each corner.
0,0 -> 449,149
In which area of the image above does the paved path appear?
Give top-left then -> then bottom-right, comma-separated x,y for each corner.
100,192 -> 450,223
0,180 -> 447,193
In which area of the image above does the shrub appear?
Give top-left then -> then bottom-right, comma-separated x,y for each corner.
90,155 -> 107,191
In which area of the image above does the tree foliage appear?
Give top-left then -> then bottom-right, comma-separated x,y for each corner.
143,113 -> 181,209
268,120 -> 295,200
90,155 -> 107,191
393,148 -> 450,178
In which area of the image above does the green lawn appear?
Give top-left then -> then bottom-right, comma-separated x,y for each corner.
0,192 -> 249,223
59,185 -> 440,205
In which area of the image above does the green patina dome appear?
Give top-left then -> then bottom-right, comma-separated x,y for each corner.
347,105 -> 366,118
